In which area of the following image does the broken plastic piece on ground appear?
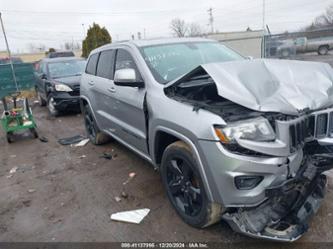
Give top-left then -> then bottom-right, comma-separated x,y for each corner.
123,172 -> 137,185
115,196 -> 122,202
110,208 -> 150,224
9,166 -> 18,174
58,135 -> 85,145
79,155 -> 87,159
121,191 -> 128,199
27,189 -> 36,193
100,152 -> 113,160
74,138 -> 90,147
39,136 -> 48,143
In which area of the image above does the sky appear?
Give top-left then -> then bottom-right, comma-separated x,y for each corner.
0,0 -> 332,53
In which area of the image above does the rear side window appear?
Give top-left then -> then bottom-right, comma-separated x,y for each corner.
96,50 -> 115,79
86,53 -> 99,75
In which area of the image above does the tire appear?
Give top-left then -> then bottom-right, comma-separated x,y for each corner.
6,132 -> 13,143
318,46 -> 329,55
83,105 -> 110,145
30,127 -> 39,138
281,49 -> 290,58
160,141 -> 222,228
47,95 -> 59,117
36,89 -> 46,106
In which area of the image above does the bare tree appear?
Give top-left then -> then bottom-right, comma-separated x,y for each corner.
170,18 -> 188,37
316,4 -> 333,27
188,23 -> 203,37
304,4 -> 333,30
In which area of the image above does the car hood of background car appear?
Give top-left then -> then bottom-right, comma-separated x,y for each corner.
54,75 -> 81,86
166,59 -> 333,115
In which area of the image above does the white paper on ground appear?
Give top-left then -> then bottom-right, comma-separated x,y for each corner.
110,208 -> 150,224
74,138 -> 90,147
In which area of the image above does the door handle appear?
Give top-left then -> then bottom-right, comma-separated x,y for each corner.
88,80 -> 95,86
108,87 -> 116,93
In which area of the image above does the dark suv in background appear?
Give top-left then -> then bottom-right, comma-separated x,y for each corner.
46,51 -> 75,58
34,57 -> 86,116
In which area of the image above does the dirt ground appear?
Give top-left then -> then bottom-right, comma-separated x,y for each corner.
0,102 -> 333,244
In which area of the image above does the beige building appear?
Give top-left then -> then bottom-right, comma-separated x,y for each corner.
0,50 -> 82,63
207,30 -> 264,58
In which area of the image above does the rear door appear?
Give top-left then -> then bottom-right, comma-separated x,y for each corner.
82,53 -> 102,119
92,49 -> 118,131
108,48 -> 148,155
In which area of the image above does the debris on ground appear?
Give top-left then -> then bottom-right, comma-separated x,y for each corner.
74,138 -> 90,147
115,196 -> 122,202
110,208 -> 150,224
123,172 -> 136,185
121,191 -> 128,199
100,152 -> 113,160
58,135 -> 85,145
9,166 -> 18,174
6,175 -> 13,179
27,189 -> 36,193
39,136 -> 49,143
78,155 -> 87,159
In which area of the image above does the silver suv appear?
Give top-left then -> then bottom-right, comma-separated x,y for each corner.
80,38 -> 333,241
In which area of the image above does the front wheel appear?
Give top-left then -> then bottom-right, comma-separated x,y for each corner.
36,89 -> 46,106
83,105 -> 110,145
47,96 -> 59,117
160,141 -> 222,228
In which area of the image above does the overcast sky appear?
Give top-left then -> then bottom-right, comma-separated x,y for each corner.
0,0 -> 332,53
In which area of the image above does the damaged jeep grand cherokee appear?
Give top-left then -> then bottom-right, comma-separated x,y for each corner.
80,38 -> 333,241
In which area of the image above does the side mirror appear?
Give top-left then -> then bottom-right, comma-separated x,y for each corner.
114,68 -> 144,88
41,73 -> 47,80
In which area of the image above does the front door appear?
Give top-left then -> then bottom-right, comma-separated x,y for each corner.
107,48 -> 148,155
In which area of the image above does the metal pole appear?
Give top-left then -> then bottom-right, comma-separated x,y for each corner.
0,12 -> 19,92
261,0 -> 266,58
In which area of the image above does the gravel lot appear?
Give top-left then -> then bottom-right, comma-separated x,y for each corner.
0,103 -> 333,243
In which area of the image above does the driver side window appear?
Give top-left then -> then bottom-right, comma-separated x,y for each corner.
115,49 -> 142,81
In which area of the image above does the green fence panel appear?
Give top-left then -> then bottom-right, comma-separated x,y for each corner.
0,63 -> 35,99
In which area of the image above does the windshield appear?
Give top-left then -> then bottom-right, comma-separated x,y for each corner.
141,42 -> 244,84
48,60 -> 86,78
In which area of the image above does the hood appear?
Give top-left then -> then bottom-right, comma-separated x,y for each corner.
167,59 -> 333,115
53,75 -> 81,86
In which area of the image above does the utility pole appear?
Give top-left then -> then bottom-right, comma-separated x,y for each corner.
261,0 -> 266,58
0,12 -> 18,93
208,7 -> 214,34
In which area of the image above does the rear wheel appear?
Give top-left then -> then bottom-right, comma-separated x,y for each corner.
6,132 -> 13,143
30,127 -> 39,138
47,95 -> 59,117
161,141 -> 222,228
281,49 -> 290,58
83,105 -> 110,145
318,46 -> 329,55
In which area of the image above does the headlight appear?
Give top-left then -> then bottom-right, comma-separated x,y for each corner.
54,84 -> 73,92
214,117 -> 275,143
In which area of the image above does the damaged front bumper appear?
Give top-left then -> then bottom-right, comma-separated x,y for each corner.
222,153 -> 333,242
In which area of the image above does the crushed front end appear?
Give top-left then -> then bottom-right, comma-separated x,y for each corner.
164,60 -> 333,241
219,109 -> 333,241
223,150 -> 332,241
